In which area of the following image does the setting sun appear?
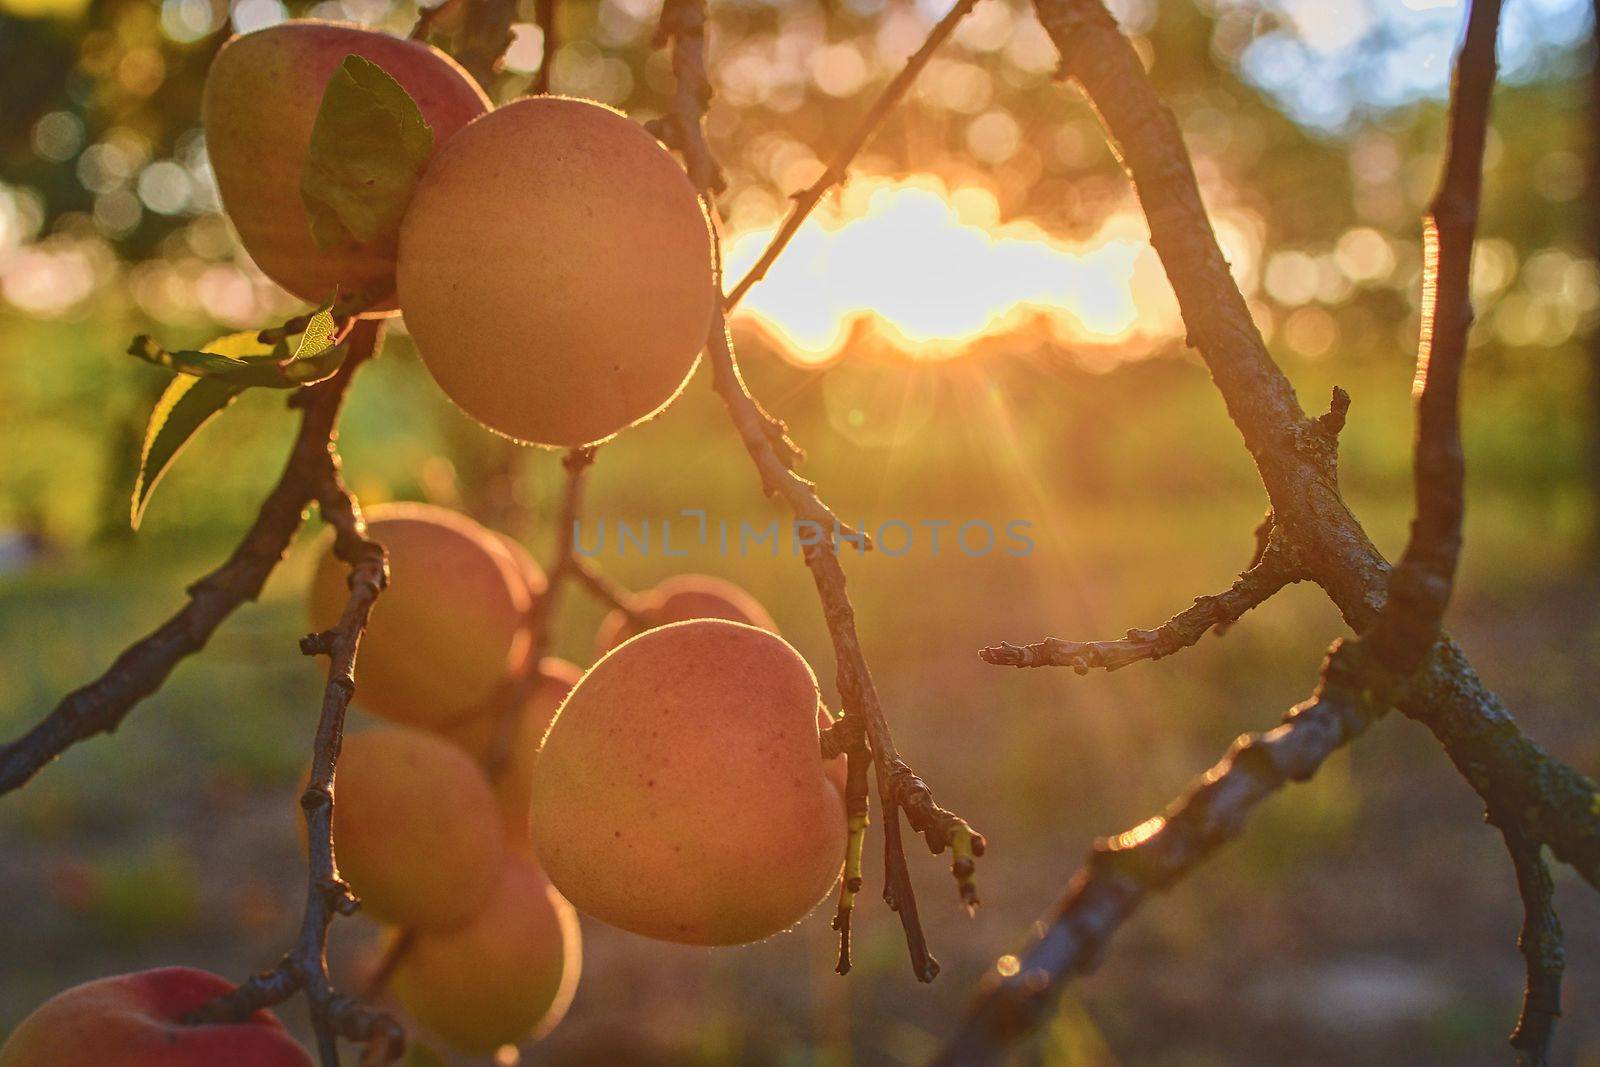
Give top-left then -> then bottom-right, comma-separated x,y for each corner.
723,174 -> 1194,365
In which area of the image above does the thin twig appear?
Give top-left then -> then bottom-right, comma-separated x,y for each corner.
0,323 -> 373,797
1498,819 -> 1564,1066
455,0 -> 516,89
187,321 -> 404,1067
365,447 -> 604,999
981,534 -> 1303,670
709,307 -> 982,980
647,0 -> 725,194
533,0 -> 557,94
723,0 -> 980,309
651,0 -> 989,973
1364,0 -> 1499,676
569,555 -> 652,625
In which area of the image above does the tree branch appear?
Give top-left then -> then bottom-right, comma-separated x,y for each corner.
708,308 -> 982,981
454,0 -> 516,89
0,324 -> 377,797
648,0 -> 988,980
722,0 -> 979,310
980,531 -> 1304,670
934,1 -> 1561,1060
932,639 -> 1396,1066
532,0 -> 556,95
1029,0 -> 1600,886
186,320 -> 403,1067
1498,819 -> 1564,1066
647,0 -> 725,194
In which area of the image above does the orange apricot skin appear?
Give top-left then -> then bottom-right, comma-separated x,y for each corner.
594,572 -> 777,656
328,726 -> 505,928
397,95 -> 716,448
307,502 -> 531,730
442,657 -> 582,839
391,846 -> 581,1053
0,967 -> 312,1067
531,620 -> 845,945
203,21 -> 489,311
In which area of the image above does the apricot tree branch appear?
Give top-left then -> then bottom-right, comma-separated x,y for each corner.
187,320 -> 404,1067
1030,0 -> 1600,885
569,555 -> 651,625
1499,819 -> 1564,1066
454,0 -> 516,88
931,639 -> 1398,1067
652,0 -> 989,978
980,531 -> 1304,670
532,0 -> 556,95
708,309 -> 983,981
722,0 -> 979,309
647,0 -> 725,194
935,2 -> 1531,1060
0,323 -> 377,797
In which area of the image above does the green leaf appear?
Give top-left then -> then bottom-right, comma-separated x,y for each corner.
130,375 -> 246,530
127,307 -> 349,529
128,330 -> 281,378
128,307 -> 348,390
301,54 -> 434,253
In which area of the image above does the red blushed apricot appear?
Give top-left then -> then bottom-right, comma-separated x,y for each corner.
594,573 -> 777,657
0,967 -> 312,1066
396,96 -> 715,447
203,21 -> 489,311
325,726 -> 505,928
307,502 -> 532,730
390,846 -> 580,1053
531,620 -> 845,945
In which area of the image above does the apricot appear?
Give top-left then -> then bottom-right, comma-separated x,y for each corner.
443,658 -> 581,838
0,967 -> 312,1066
531,620 -> 845,945
396,96 -> 716,447
203,21 -> 489,310
492,531 -> 549,605
595,573 -> 777,655
390,846 -> 580,1053
308,502 -> 532,729
326,726 -> 505,928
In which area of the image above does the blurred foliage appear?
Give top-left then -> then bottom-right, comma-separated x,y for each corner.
0,0 -> 1596,544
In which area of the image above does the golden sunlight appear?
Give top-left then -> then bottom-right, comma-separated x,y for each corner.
723,175 -> 1207,367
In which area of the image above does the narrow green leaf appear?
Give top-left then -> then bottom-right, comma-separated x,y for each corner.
127,330 -> 278,377
127,307 -> 347,391
301,54 -> 434,253
130,375 -> 246,530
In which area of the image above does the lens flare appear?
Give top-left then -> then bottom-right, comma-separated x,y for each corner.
723,174 -> 1195,366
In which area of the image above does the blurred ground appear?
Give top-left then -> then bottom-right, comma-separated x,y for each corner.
1,324 -> 1597,1066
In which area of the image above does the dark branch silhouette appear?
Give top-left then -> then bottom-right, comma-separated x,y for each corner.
0,323 -> 378,796
934,0 -> 1570,1062
184,320 -> 404,1067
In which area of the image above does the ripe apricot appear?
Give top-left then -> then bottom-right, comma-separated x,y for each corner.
326,726 -> 505,928
531,620 -> 845,945
492,531 -> 548,605
390,846 -> 580,1053
397,96 -> 716,447
0,967 -> 312,1066
307,502 -> 532,730
595,573 -> 776,655
442,658 -> 581,839
203,21 -> 488,311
